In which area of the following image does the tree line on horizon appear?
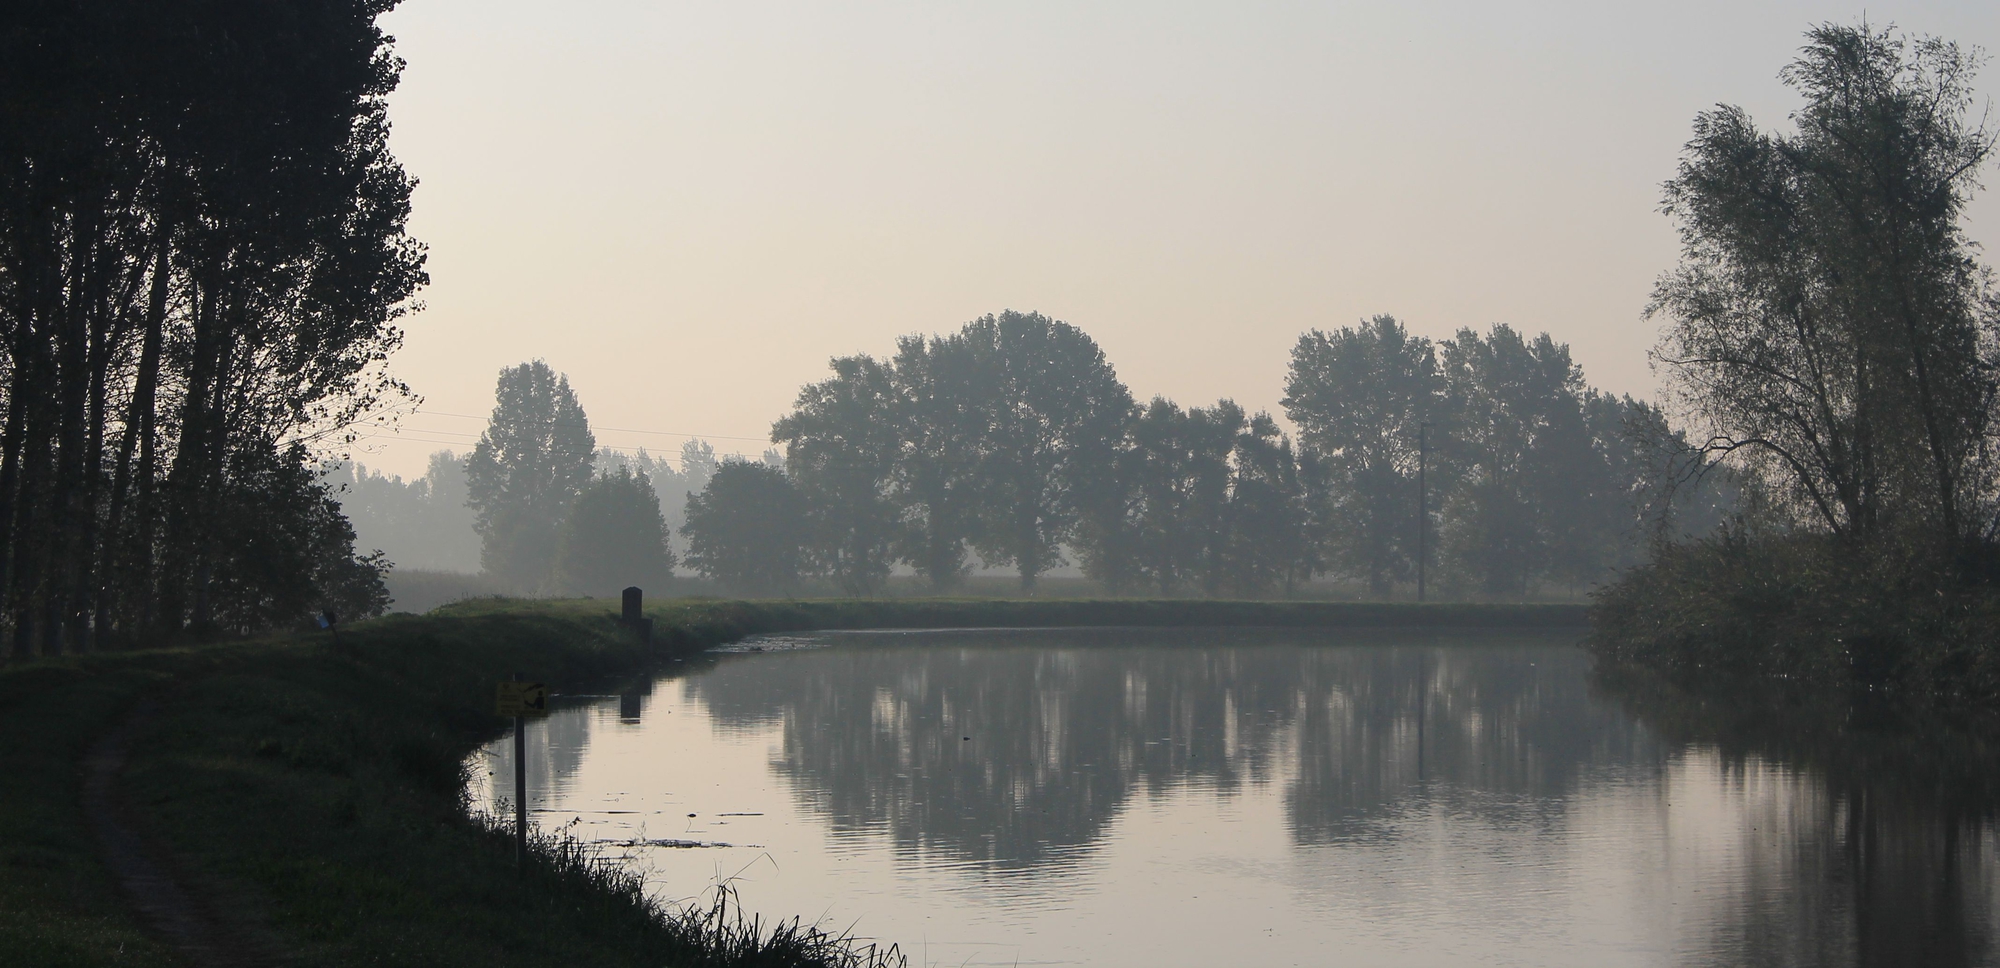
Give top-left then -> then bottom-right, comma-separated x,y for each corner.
356,314 -> 1729,603
352,359 -> 778,598
0,1 -> 424,653
730,310 -> 1731,599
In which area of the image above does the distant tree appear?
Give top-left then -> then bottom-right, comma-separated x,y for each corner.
1293,446 -> 1339,592
1652,23 -> 2000,546
1223,414 -> 1309,597
886,334 -> 983,590
465,362 -> 596,592
1124,398 -> 1242,595
1436,325 -> 1586,597
1070,408 -> 1146,594
680,440 -> 720,488
598,441 -> 723,561
1592,393 -> 1747,557
1283,316 -> 1443,596
552,466 -> 673,597
774,355 -> 901,595
682,461 -> 809,596
959,311 -> 1135,592
329,449 -> 481,572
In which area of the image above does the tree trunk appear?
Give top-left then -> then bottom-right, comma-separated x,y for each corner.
99,227 -> 171,642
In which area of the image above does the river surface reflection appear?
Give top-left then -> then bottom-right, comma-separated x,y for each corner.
468,628 -> 2000,967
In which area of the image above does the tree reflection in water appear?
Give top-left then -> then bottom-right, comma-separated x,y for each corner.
1597,665 -> 2000,967
683,629 -> 1645,867
672,629 -> 2000,965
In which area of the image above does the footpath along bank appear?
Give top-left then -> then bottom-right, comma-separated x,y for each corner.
0,597 -> 1587,968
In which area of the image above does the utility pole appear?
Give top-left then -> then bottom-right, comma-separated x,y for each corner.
1418,421 -> 1430,603
513,673 -> 527,867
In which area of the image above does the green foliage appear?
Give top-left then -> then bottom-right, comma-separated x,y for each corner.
466,362 -> 597,593
683,461 -> 810,595
763,310 -> 1678,601
1123,398 -> 1241,594
552,466 -> 674,597
1436,325 -> 1596,596
1225,413 -> 1314,596
166,440 -> 387,635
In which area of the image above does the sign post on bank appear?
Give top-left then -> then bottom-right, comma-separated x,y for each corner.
495,676 -> 547,867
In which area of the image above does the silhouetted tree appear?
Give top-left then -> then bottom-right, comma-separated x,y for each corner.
886,334 -> 982,590
1653,23 -> 1999,546
1123,398 -> 1242,595
773,355 -> 901,595
1283,316 -> 1444,596
682,461 -> 808,596
0,0 -> 424,651
465,362 -> 596,593
959,311 -> 1135,592
1070,408 -> 1147,594
1436,325 -> 1586,596
1224,413 -> 1311,597
552,466 -> 673,597
206,441 -> 391,633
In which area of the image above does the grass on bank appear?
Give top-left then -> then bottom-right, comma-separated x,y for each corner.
1,596 -> 1588,968
383,568 -> 1603,615
0,602 -> 904,968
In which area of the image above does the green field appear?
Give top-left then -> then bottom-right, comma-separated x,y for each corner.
0,598 -> 1587,967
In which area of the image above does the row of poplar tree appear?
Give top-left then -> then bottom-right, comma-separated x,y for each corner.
0,2 -> 425,652
679,310 -> 1731,598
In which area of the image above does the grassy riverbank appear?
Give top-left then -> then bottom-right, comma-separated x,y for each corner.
0,597 -> 1586,967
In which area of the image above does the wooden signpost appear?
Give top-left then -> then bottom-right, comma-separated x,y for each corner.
495,678 -> 547,867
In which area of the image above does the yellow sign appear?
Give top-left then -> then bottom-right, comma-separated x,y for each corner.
495,682 -> 548,717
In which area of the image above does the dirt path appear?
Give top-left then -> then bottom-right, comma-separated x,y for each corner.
83,702 -> 279,967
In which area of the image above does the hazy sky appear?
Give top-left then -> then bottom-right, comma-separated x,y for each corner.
359,0 -> 2000,479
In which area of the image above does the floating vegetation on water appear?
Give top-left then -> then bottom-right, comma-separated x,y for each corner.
714,635 -> 831,653
600,837 -> 751,849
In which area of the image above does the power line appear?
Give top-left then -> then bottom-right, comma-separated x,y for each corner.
410,408 -> 772,443
343,431 -> 764,463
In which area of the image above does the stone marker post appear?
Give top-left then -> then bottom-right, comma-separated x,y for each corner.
620,586 -> 653,645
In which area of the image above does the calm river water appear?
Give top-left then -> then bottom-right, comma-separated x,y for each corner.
468,628 -> 2000,967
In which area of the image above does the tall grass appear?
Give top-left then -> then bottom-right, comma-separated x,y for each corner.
474,811 -> 904,968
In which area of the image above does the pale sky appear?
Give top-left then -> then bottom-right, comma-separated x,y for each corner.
354,0 -> 2000,479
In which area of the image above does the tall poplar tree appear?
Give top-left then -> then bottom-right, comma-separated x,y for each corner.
0,0 -> 425,650
465,362 -> 596,592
